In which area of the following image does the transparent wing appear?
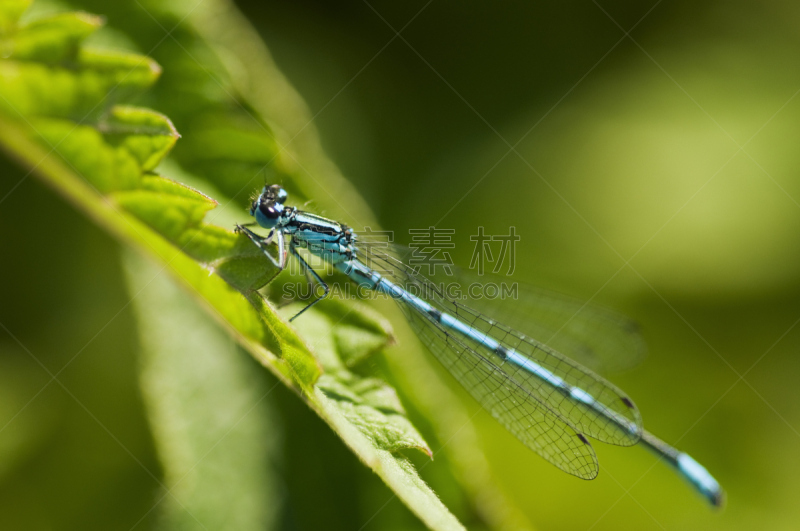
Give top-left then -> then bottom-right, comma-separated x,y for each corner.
356,241 -> 642,461
405,297 -> 600,478
355,238 -> 645,375
432,269 -> 647,375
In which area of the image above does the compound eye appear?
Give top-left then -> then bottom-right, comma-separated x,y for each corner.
268,184 -> 288,203
259,200 -> 283,220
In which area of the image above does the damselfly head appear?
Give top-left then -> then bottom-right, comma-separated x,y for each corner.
251,184 -> 289,228
263,184 -> 288,203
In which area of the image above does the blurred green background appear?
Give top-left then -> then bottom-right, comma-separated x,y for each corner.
2,0 -> 800,529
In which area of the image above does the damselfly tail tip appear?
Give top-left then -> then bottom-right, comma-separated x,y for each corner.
676,452 -> 724,509
710,487 -> 726,510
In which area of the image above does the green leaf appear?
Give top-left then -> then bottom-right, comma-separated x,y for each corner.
100,105 -> 180,170
125,250 -> 282,531
0,3 -> 469,529
4,12 -> 103,62
0,47 -> 159,119
288,300 -> 431,457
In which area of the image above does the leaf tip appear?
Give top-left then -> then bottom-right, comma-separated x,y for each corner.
162,115 -> 180,139
148,58 -> 163,79
75,11 -> 106,30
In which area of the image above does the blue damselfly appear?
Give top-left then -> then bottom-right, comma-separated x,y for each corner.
235,184 -> 724,507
